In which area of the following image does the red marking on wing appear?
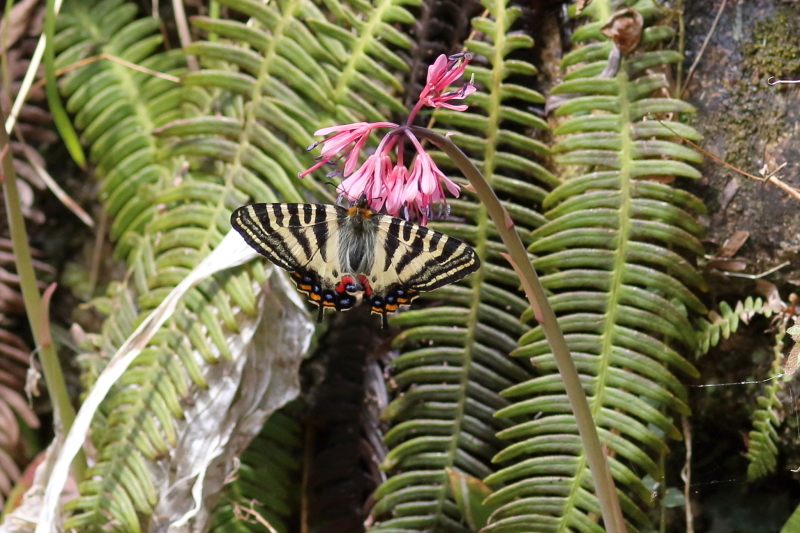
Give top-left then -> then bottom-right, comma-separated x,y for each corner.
357,275 -> 373,296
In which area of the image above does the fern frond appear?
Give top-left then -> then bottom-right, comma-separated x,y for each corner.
695,297 -> 775,357
484,1 -> 706,530
369,1 -> 551,529
745,321 -> 787,481
50,1 -> 250,529
177,0 -> 416,205
210,405 -> 302,533
58,0 -> 415,528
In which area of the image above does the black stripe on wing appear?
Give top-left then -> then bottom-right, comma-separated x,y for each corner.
408,235 -> 480,291
383,218 -> 480,291
230,203 -> 337,272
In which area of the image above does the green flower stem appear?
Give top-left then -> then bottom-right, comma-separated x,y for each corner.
0,120 -> 85,480
413,126 -> 626,533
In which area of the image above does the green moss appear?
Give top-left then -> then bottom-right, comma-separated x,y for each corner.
743,11 -> 800,78
713,7 -> 799,171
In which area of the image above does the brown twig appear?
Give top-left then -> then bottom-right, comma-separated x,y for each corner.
29,52 -> 180,94
681,0 -> 726,98
170,0 -> 198,71
233,501 -> 279,533
657,119 -> 800,201
88,209 -> 108,297
14,130 -> 94,227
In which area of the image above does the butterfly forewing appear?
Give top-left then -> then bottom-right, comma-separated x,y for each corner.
231,203 -> 340,272
231,202 -> 480,326
373,215 -> 479,292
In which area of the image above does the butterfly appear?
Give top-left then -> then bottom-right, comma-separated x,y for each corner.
230,200 -> 480,327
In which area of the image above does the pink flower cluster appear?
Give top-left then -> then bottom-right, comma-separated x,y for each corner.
299,53 -> 475,224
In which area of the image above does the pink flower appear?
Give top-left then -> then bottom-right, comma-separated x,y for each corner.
401,133 -> 460,224
300,55 -> 474,224
337,153 -> 390,206
337,131 -> 397,205
384,163 -> 409,216
419,53 -> 476,111
299,121 -> 397,178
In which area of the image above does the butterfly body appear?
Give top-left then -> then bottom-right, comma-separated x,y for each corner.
231,202 -> 480,327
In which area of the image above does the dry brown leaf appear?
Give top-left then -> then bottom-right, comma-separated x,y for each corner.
786,320 -> 800,376
0,284 -> 24,316
0,329 -> 27,352
717,230 -> 749,258
785,344 -> 800,376
600,8 -> 643,54
0,459 -> 12,495
0,449 -> 20,483
0,268 -> 21,286
755,279 -> 786,313
0,330 -> 30,365
0,0 -> 41,54
11,160 -> 45,190
705,258 -> 749,272
0,370 -> 23,391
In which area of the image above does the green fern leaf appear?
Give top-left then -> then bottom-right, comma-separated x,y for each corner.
58,0 -> 416,528
696,297 -> 775,357
484,1 -> 706,531
746,321 -> 788,481
209,406 -> 302,533
369,1 -> 552,530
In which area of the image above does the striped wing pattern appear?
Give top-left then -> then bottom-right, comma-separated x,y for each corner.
373,216 -> 479,292
231,202 -> 480,326
231,203 -> 339,272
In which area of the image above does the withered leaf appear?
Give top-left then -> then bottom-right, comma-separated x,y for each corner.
601,8 -> 643,54
718,230 -> 750,258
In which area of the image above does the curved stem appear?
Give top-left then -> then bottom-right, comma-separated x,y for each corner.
0,119 -> 85,479
406,99 -> 425,126
411,126 -> 626,533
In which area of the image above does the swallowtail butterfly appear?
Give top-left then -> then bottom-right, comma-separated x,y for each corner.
231,201 -> 480,327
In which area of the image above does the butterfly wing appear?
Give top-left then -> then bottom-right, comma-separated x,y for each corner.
230,203 -> 359,317
232,203 -> 481,327
367,214 -> 480,323
231,203 -> 339,270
